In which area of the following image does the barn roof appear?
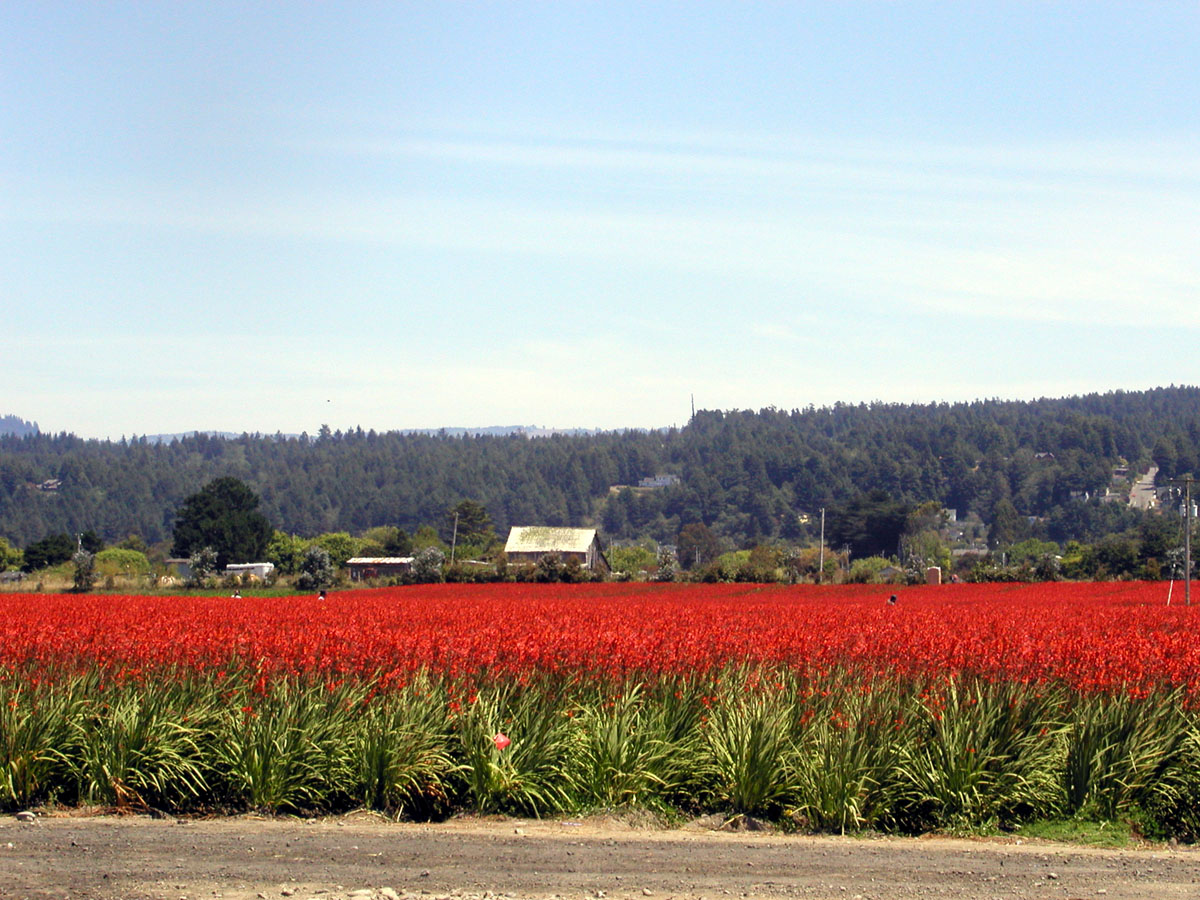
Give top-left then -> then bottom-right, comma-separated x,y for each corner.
504,526 -> 597,554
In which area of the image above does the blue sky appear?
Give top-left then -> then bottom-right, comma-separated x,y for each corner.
3,2 -> 1198,438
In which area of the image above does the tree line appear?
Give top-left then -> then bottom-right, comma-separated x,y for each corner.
2,387 -> 1200,568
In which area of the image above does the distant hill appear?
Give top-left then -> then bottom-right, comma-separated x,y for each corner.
1,387 -> 1198,549
137,431 -> 254,444
0,415 -> 38,438
406,425 -> 608,438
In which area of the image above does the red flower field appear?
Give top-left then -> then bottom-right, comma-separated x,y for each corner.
2,581 -> 1196,693
4,581 -> 1200,831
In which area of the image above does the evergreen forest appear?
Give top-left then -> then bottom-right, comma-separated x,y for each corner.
2,387 -> 1200,555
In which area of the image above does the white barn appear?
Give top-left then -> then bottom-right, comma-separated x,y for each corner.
503,526 -> 609,574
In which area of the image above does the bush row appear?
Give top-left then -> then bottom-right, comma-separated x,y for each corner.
2,667 -> 1198,840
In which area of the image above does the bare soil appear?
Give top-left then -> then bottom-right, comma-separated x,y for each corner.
2,811 -> 1197,900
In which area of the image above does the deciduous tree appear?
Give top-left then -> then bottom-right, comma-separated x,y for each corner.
677,522 -> 721,570
297,545 -> 334,590
412,546 -> 445,583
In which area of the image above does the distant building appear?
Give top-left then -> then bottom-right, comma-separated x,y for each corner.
35,479 -> 61,492
504,526 -> 610,574
225,562 -> 275,581
952,547 -> 988,560
346,557 -> 413,581
637,474 -> 681,489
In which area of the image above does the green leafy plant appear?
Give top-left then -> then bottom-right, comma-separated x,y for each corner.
454,679 -> 577,815
0,674 -> 84,809
791,678 -> 910,833
572,681 -> 702,810
1061,689 -> 1189,820
353,673 -> 458,816
701,677 -> 797,817
889,679 -> 1062,832
65,677 -> 212,810
211,676 -> 364,812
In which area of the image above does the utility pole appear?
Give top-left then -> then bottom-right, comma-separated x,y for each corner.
450,511 -> 460,566
818,507 -> 825,584
1186,477 -> 1193,607
1169,476 -> 1194,607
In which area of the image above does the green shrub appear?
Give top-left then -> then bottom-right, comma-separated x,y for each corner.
847,556 -> 896,584
93,548 -> 151,578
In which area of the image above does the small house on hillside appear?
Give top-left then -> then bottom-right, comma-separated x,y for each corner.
504,526 -> 610,574
637,474 -> 681,489
346,557 -> 413,581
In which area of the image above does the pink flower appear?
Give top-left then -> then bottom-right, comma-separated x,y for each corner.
493,732 -> 511,750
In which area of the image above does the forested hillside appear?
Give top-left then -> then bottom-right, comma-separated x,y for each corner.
2,387 -> 1199,549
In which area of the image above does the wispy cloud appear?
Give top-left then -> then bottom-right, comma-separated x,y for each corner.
298,119 -> 1200,185
7,125 -> 1199,334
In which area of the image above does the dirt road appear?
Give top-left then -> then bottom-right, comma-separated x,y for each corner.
2,813 -> 1198,900
1129,466 -> 1159,511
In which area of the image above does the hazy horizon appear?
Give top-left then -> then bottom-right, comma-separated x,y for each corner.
8,383 -> 1199,443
